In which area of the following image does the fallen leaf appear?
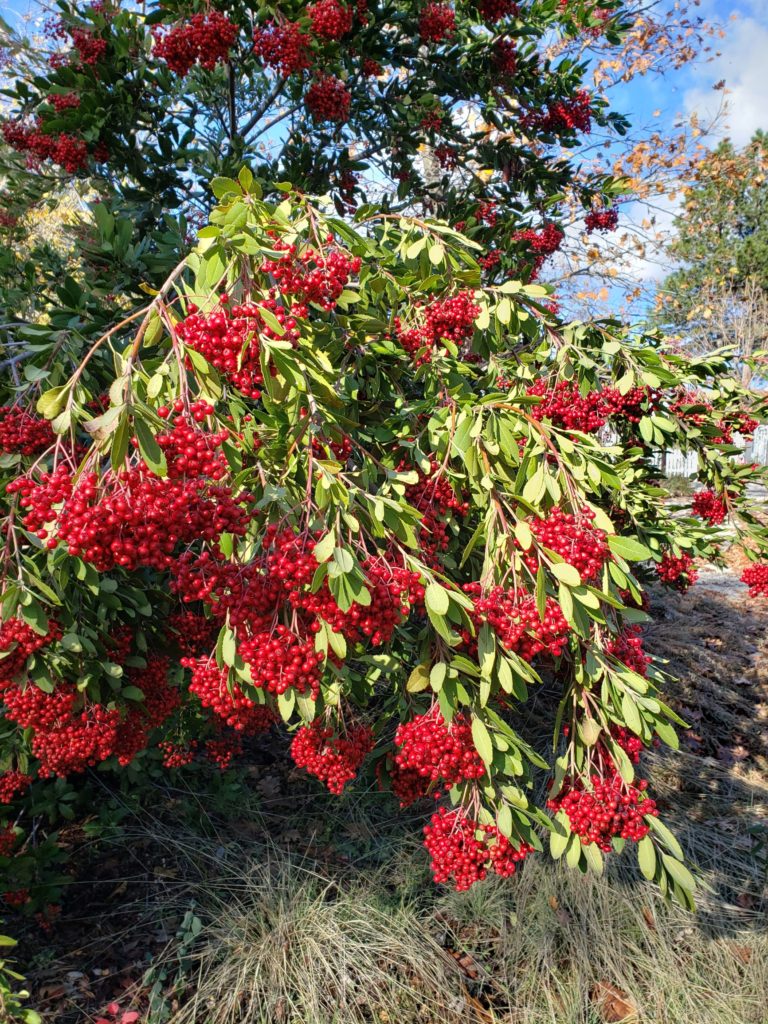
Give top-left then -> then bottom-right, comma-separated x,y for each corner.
590,981 -> 639,1023
730,944 -> 752,964
641,906 -> 656,931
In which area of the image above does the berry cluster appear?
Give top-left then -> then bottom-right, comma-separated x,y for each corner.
423,807 -> 533,890
0,617 -> 62,689
404,460 -> 469,565
585,206 -> 618,233
239,627 -> 324,697
692,489 -> 727,525
0,770 -> 32,804
548,767 -> 657,853
254,20 -> 312,77
159,740 -> 198,769
393,706 -> 485,800
152,12 -> 238,76
308,0 -> 353,39
10,462 -> 250,572
2,120 -> 89,172
434,143 -> 458,169
606,626 -> 649,677
305,75 -> 351,124
525,508 -> 610,582
177,300 -> 285,399
420,110 -> 444,133
424,291 -> 480,345
70,27 -> 107,66
290,718 -> 373,793
465,584 -> 570,662
741,563 -> 768,599
419,2 -> 456,42
153,403 -> 228,480
493,38 -> 517,77
656,551 -> 698,592
183,656 -> 278,732
522,90 -> 592,134
514,223 -> 564,276
49,92 -> 81,112
260,240 -> 361,315
527,379 -> 606,433
477,0 -> 518,22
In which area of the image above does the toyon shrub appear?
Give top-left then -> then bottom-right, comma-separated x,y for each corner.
0,174 -> 766,912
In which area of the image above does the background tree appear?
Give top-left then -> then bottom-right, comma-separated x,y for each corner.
656,132 -> 768,384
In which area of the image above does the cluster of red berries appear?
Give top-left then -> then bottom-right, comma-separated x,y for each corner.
70,27 -> 107,66
476,200 -> 498,226
2,120 -> 89,172
168,609 -> 218,657
0,617 -> 62,689
153,405 -> 228,480
3,655 -> 179,777
49,92 -> 81,111
419,2 -> 456,42
0,770 -> 32,804
177,300 -> 282,399
295,558 -> 423,646
525,508 -> 610,582
10,462 -> 250,572
393,705 -> 485,799
522,90 -> 592,134
290,718 -> 373,794
239,627 -> 324,698
183,656 -> 277,732
152,12 -> 238,76
0,825 -> 17,857
741,563 -> 768,599
600,385 -> 659,424
420,110 -> 444,133
434,143 -> 458,169
692,489 -> 727,525
424,290 -> 480,345
0,406 -> 54,455
585,206 -> 618,233
362,56 -> 382,76
656,551 -> 698,592
548,762 -> 657,853
308,0 -> 353,39
493,38 -> 517,77
606,626 -> 649,677
260,240 -> 361,314
514,223 -> 564,276
527,379 -> 606,433
478,0 -> 518,22
404,460 -> 469,565
479,249 -> 501,271
423,807 -> 533,890
465,584 -> 570,662
4,684 -> 119,778
253,20 -> 312,76
305,75 -> 351,124
159,739 -> 198,769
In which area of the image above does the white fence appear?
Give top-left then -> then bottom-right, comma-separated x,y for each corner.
650,425 -> 768,478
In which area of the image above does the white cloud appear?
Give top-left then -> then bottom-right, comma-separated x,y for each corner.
684,12 -> 768,146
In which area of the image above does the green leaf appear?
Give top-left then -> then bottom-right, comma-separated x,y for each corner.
471,715 -> 494,766
134,418 -> 167,477
648,816 -> 685,860
515,520 -> 533,550
121,685 -> 145,701
36,385 -> 69,420
551,562 -> 581,587
424,583 -> 450,616
406,664 -> 430,693
662,853 -> 697,892
211,176 -> 240,199
496,803 -> 513,838
608,535 -> 652,561
637,836 -> 657,880
313,531 -> 336,563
